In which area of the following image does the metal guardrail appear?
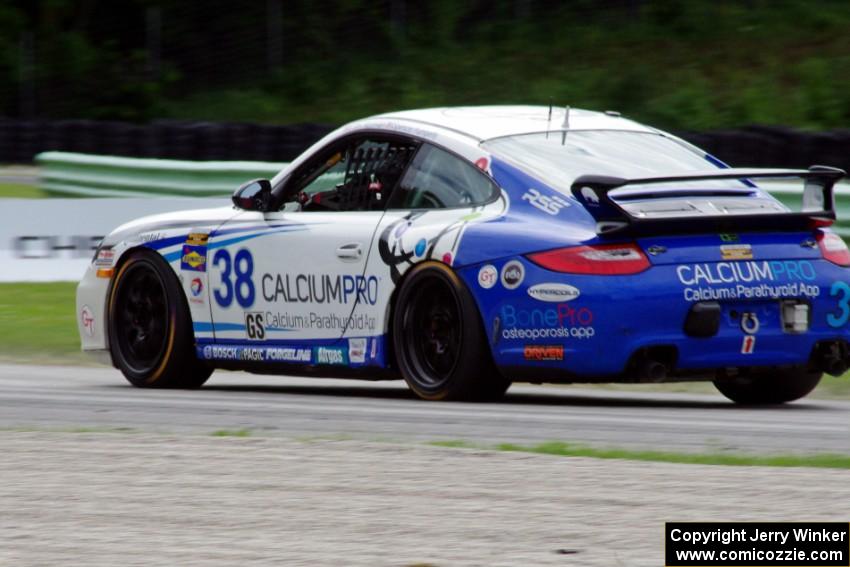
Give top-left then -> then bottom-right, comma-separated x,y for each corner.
35,152 -> 287,198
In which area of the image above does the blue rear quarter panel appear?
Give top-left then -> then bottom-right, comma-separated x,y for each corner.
454,158 -> 850,379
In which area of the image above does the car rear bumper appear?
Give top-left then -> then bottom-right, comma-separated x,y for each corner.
460,256 -> 850,381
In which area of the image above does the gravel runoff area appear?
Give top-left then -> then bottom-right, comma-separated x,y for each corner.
1,433 -> 848,567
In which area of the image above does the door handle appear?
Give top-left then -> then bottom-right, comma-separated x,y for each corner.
336,243 -> 363,260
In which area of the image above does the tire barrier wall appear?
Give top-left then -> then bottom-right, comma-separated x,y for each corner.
0,120 -> 333,164
681,125 -> 850,172
4,119 -> 850,172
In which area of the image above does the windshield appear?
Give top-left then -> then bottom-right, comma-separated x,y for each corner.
482,130 -> 728,194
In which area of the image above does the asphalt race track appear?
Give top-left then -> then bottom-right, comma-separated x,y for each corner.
1,363 -> 848,454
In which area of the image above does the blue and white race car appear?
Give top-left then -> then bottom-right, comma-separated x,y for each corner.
77,106 -> 850,403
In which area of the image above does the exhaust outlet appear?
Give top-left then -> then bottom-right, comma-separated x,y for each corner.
812,341 -> 850,377
826,360 -> 848,376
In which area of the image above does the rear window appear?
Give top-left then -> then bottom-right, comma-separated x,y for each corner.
482,131 -> 739,194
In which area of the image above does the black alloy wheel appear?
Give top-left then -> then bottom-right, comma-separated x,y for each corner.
402,276 -> 463,390
113,262 -> 169,375
393,261 -> 510,401
108,250 -> 212,388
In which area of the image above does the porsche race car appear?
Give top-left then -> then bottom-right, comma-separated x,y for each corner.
77,106 -> 850,403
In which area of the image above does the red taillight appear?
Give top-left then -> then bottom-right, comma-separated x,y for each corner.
527,243 -> 651,275
817,232 -> 850,266
809,218 -> 835,228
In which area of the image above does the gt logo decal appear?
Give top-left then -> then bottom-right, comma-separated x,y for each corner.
522,188 -> 569,215
827,281 -> 850,328
213,249 -> 255,308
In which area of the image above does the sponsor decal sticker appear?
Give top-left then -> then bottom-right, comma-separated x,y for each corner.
261,273 -> 379,306
523,345 -> 564,361
370,337 -> 378,360
414,238 -> 427,257
474,157 -> 489,171
719,233 -> 739,242
265,310 -> 376,332
527,283 -> 580,302
181,244 -> 207,272
677,260 -> 820,302
741,335 -> 756,354
139,232 -> 164,243
186,232 -> 209,246
94,248 -> 115,267
265,347 -> 311,363
522,188 -> 570,215
189,277 -> 205,304
200,344 -> 311,363
720,243 -> 753,260
501,260 -> 525,290
313,346 -> 348,365
442,252 -> 453,265
500,304 -> 594,340
478,264 -> 498,289
80,305 -> 95,337
348,338 -> 367,363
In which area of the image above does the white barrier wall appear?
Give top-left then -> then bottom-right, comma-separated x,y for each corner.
0,198 -> 228,282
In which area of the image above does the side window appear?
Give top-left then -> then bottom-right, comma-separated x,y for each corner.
284,137 -> 417,212
388,144 -> 498,210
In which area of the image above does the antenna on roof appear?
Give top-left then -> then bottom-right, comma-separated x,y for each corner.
561,105 -> 570,145
546,99 -> 553,139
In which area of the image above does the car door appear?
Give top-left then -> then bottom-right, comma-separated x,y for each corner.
206,134 -> 418,365
351,143 -> 505,365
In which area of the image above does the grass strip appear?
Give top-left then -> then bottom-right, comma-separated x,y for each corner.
211,429 -> 253,437
0,183 -> 45,199
0,282 -> 85,363
430,440 -> 850,469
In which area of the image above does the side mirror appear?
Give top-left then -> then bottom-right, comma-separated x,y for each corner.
232,179 -> 272,211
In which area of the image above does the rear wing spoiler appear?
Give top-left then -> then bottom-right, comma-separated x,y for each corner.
570,166 -> 845,236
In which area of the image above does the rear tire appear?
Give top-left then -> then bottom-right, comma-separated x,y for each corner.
713,368 -> 821,405
392,261 -> 510,401
108,250 -> 212,389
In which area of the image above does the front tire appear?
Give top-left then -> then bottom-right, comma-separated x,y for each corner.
392,261 -> 510,401
108,250 -> 212,388
713,368 -> 821,405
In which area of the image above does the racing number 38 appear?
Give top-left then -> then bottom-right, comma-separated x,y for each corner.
213,249 -> 255,308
